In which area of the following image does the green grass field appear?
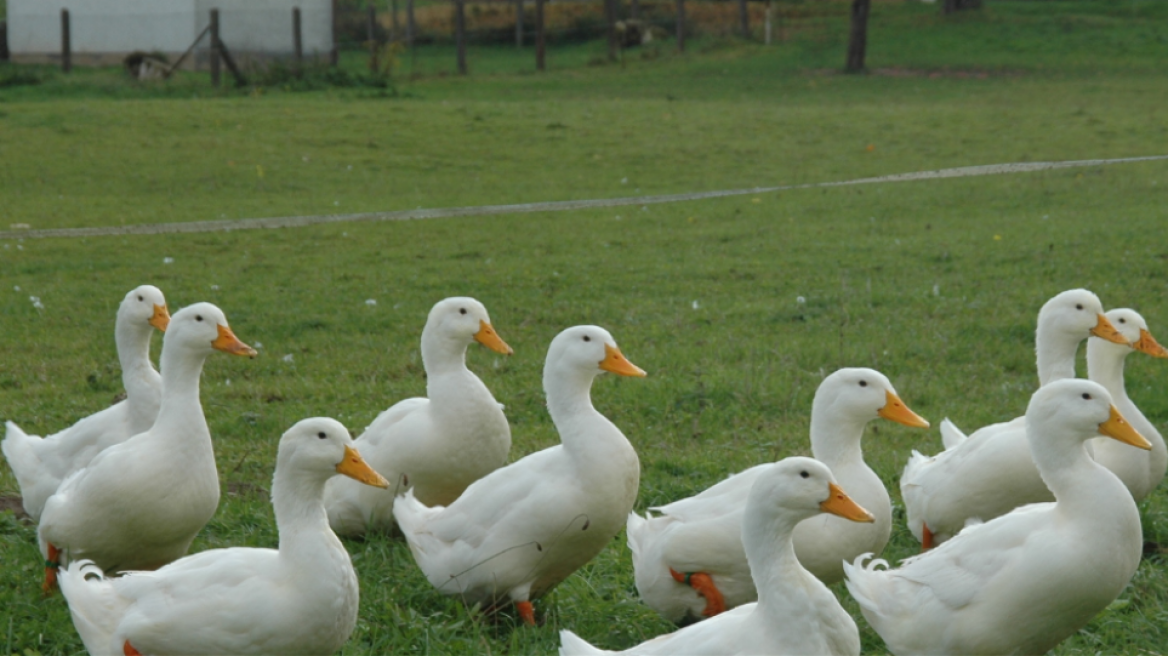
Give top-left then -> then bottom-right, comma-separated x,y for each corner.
2,1 -> 1168,654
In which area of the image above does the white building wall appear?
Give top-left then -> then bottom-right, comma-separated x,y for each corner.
7,0 -> 331,59
194,0 -> 332,55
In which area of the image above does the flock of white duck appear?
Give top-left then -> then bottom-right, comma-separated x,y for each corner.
1,285 -> 1164,655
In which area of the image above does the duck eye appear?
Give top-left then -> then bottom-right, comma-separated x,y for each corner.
137,295 -> 144,301
859,380 -> 868,387
1075,304 -> 1084,310
800,470 -> 810,479
583,335 -> 591,342
317,431 -> 327,439
1082,393 -> 1092,400
1119,318 -> 1126,323
195,315 -> 203,322
459,308 -> 467,315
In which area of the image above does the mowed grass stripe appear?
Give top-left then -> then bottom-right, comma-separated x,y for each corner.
3,154 -> 1165,241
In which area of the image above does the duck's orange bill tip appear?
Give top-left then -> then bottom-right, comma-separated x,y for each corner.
149,304 -> 171,332
821,482 -> 875,523
877,390 -> 930,428
337,445 -> 391,488
600,343 -> 647,377
1135,328 -> 1168,358
1092,313 -> 1131,346
474,320 -> 514,355
1099,405 -> 1152,451
212,324 -> 258,357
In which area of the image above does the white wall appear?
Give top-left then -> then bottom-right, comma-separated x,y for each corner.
7,0 -> 331,58
194,0 -> 331,55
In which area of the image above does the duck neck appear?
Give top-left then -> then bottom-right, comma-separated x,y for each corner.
273,469 -> 338,562
153,344 -> 209,437
744,507 -> 807,609
421,325 -> 470,382
1035,323 -> 1083,386
116,314 -> 160,396
544,368 -> 602,449
1035,438 -> 1114,510
808,402 -> 867,468
1086,340 -> 1130,406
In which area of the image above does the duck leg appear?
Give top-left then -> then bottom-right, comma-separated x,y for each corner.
515,600 -> 536,626
921,523 -> 935,551
670,568 -> 726,617
123,641 -> 144,656
42,543 -> 60,594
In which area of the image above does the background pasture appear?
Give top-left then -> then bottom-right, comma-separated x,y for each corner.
2,1 -> 1167,653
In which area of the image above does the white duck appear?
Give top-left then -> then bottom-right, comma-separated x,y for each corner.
58,417 -> 390,656
560,457 -> 873,656
393,325 -> 645,625
38,303 -> 256,591
324,297 -> 512,537
900,289 -> 1127,547
627,368 -> 928,624
2,285 -> 170,522
845,378 -> 1150,655
1087,308 -> 1168,501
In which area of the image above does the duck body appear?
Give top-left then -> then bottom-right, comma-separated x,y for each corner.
38,303 -> 255,575
901,289 -> 1127,546
394,326 -> 644,615
847,379 -> 1149,655
629,368 -> 927,623
2,285 -> 169,522
1086,309 -> 1168,501
59,417 -> 389,656
324,297 -> 512,536
562,458 -> 871,656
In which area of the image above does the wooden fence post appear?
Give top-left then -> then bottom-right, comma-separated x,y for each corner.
367,5 -> 378,71
631,0 -> 640,20
515,0 -> 524,48
676,0 -> 685,53
293,7 -> 303,73
845,0 -> 869,73
407,0 -> 416,46
605,0 -> 617,61
61,9 -> 71,73
738,0 -> 749,38
391,0 -> 400,42
535,0 -> 545,71
329,0 -> 338,66
210,9 -> 221,86
0,20 -> 8,61
455,0 -> 468,75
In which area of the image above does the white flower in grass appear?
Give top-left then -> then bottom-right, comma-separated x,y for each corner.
163,257 -> 174,264
365,299 -> 377,306
282,354 -> 294,363
796,296 -> 806,305
692,300 -> 700,310
30,296 -> 44,310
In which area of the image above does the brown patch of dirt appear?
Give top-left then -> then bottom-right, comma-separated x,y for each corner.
0,494 -> 30,521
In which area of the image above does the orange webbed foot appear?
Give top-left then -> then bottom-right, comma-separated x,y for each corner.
921,523 -> 935,552
515,600 -> 536,626
670,568 -> 726,617
123,641 -> 144,656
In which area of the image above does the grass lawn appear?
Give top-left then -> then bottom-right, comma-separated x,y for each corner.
2,1 -> 1168,654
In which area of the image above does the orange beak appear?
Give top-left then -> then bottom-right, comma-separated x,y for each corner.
474,320 -> 513,355
820,482 -> 875,523
149,304 -> 171,331
1091,313 -> 1130,346
336,445 -> 390,488
1134,328 -> 1168,358
877,390 -> 930,428
212,324 -> 258,357
599,343 -> 646,377
1099,405 -> 1151,450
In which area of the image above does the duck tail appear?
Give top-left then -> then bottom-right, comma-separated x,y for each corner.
2,421 -> 47,518
939,417 -> 968,449
559,629 -> 612,655
58,560 -> 131,656
624,511 -> 648,559
842,552 -> 890,615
